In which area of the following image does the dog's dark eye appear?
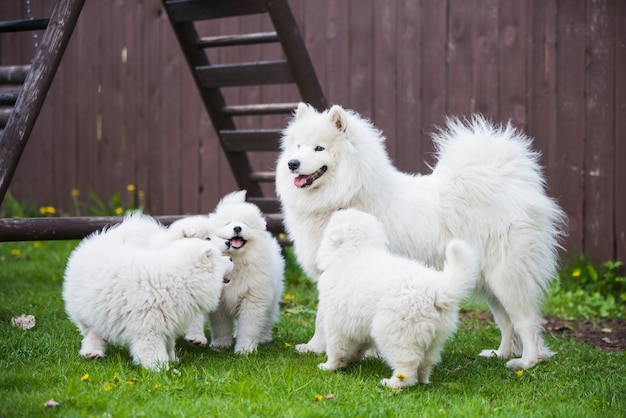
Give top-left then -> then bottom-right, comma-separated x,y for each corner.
205,237 -> 211,241
314,146 -> 325,152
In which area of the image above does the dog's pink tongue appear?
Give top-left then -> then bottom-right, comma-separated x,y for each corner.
230,237 -> 244,249
294,175 -> 310,188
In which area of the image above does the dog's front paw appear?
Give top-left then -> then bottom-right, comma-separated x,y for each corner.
80,350 -> 105,360
479,349 -> 505,358
318,362 -> 337,372
506,357 -> 537,370
295,343 -> 325,354
234,341 -> 257,355
185,333 -> 208,347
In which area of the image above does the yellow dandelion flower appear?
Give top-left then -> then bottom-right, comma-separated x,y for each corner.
115,207 -> 123,215
103,382 -> 112,392
391,387 -> 397,394
11,249 -> 20,256
285,342 -> 293,348
572,269 -> 581,278
395,373 -> 406,380
33,241 -> 42,248
113,374 -> 120,382
138,190 -> 145,198
278,232 -> 286,239
155,382 -> 162,388
45,206 -> 56,215
284,294 -> 292,301
81,373 -> 90,382
516,370 -> 524,378
314,394 -> 323,402
71,188 -> 80,197
127,377 -> 136,385
127,184 -> 136,192
39,207 -> 46,215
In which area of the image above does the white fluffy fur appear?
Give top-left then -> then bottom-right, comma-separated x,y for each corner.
276,103 -> 567,370
63,230 -> 233,370
184,190 -> 286,354
316,209 -> 479,388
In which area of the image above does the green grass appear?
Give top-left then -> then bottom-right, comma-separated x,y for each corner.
1,241 -> 625,417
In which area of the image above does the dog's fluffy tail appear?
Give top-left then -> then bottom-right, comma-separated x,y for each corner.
435,239 -> 480,313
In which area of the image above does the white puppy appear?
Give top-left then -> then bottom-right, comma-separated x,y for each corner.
315,209 -> 479,388
276,103 -> 567,370
63,230 -> 233,370
184,190 -> 285,354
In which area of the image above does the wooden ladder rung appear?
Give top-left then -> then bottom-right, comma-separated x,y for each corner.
0,65 -> 31,84
196,32 -> 279,48
164,0 -> 268,23
219,129 -> 282,152
0,93 -> 19,106
222,102 -> 297,116
250,171 -> 276,182
247,197 -> 282,214
196,61 -> 293,88
0,18 -> 49,33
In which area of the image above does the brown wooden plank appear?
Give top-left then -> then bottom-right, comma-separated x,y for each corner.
499,1 -> 528,129
196,61 -> 294,88
526,0 -> 556,171
348,0 -> 373,119
553,0 -> 586,255
447,0 -> 474,116
372,1 -> 398,168
196,32 -> 278,48
0,65 -> 30,83
222,102 -> 298,116
325,0 -> 349,106
472,0 -> 499,120
219,129 -> 281,152
164,0 -> 268,23
419,0 -> 447,171
583,0 -> 615,262
615,0 -> 626,264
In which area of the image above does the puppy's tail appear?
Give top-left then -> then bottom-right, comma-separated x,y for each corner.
435,239 -> 480,313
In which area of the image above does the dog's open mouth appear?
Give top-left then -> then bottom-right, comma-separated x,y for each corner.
228,236 -> 247,250
294,166 -> 327,188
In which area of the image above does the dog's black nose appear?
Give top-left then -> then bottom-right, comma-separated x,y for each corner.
288,159 -> 300,171
233,226 -> 242,234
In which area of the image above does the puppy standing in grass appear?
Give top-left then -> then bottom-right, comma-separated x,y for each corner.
184,190 -> 286,354
63,232 -> 233,370
315,209 -> 479,388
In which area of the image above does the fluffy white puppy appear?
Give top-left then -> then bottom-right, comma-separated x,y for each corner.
276,103 -> 567,370
316,209 -> 479,388
63,231 -> 233,370
185,190 -> 285,354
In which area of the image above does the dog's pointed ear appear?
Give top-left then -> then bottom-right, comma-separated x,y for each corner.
218,190 -> 247,207
329,105 -> 347,132
200,245 -> 215,263
295,102 -> 309,119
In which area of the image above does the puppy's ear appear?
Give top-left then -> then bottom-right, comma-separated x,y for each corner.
328,105 -> 347,132
182,227 -> 198,238
295,102 -> 309,119
200,245 -> 215,263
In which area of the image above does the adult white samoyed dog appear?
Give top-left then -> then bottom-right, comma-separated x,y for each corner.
63,232 -> 233,370
184,190 -> 286,354
316,209 -> 479,388
275,103 -> 567,370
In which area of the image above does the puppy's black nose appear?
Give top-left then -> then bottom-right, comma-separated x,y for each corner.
233,226 -> 242,234
288,159 -> 300,171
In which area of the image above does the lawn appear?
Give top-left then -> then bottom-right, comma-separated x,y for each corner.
1,240 -> 625,417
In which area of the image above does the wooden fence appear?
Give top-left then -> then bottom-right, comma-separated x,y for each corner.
1,0 -> 624,265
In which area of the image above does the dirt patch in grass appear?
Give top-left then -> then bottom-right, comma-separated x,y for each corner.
463,312 -> 626,352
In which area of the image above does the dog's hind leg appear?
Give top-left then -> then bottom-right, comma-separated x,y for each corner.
131,336 -> 169,370
296,309 -> 326,354
184,313 -> 208,347
208,308 -> 235,350
479,297 -> 516,359
79,329 -> 107,360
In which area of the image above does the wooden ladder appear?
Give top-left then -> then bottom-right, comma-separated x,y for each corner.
161,0 -> 327,230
